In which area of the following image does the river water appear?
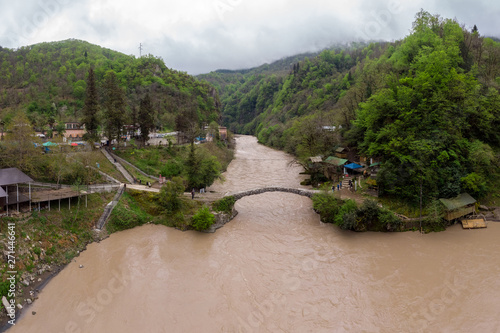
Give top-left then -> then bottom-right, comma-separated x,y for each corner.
11,136 -> 500,332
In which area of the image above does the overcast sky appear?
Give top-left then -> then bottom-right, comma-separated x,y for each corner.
0,0 -> 498,74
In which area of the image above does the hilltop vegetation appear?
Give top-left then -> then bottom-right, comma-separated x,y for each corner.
202,10 -> 500,205
0,39 -> 220,132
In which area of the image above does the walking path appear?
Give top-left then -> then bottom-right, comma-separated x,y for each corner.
106,150 -> 160,181
126,184 -> 160,193
101,148 -> 135,184
95,184 -> 126,230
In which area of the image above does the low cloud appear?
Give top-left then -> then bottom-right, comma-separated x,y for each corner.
0,0 -> 498,74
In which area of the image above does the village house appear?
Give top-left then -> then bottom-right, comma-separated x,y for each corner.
62,122 -> 86,142
322,156 -> 348,180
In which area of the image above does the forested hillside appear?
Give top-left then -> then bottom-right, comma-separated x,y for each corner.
0,39 -> 220,132
203,10 -> 500,205
198,47 -> 364,137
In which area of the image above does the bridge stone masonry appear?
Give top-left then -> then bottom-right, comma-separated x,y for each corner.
205,186 -> 321,233
225,186 -> 321,201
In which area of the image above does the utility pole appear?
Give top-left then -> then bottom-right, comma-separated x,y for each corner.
420,177 -> 423,234
139,43 -> 143,58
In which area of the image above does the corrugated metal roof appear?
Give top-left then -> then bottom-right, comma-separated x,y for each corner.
309,156 -> 323,163
0,168 -> 34,186
324,156 -> 348,166
335,147 -> 346,153
439,193 -> 476,211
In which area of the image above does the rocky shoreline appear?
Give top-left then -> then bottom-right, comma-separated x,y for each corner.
0,229 -> 110,332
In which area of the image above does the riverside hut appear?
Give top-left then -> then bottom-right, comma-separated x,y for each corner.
439,193 -> 476,221
0,168 -> 34,214
335,147 -> 348,159
323,156 -> 348,180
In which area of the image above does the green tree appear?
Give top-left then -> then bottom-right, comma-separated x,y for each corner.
2,113 -> 42,174
138,93 -> 155,146
186,144 -> 200,188
82,67 -> 100,144
352,15 -> 481,203
191,206 -> 215,231
175,104 -> 200,144
103,71 -> 125,144
159,176 -> 185,213
55,123 -> 66,137
185,145 -> 222,189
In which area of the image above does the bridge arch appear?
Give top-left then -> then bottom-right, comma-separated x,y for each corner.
225,186 -> 320,201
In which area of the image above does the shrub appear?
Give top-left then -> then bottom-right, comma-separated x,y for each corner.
160,159 -> 184,178
334,200 -> 358,227
191,206 -> 215,231
46,246 -> 56,256
212,196 -> 235,213
312,192 -> 341,224
341,211 -> 358,230
0,279 -> 15,301
461,172 -> 487,198
158,176 -> 185,213
107,193 -> 152,233
33,247 -> 42,256
378,209 -> 403,231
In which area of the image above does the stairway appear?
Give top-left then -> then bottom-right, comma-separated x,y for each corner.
100,148 -> 135,184
95,184 -> 125,230
341,176 -> 352,190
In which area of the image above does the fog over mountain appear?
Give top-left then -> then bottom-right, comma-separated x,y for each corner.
1,0 -> 498,74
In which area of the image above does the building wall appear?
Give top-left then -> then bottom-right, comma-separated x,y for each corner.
444,206 -> 476,221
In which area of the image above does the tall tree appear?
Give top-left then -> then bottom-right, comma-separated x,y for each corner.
82,67 -> 99,144
175,103 -> 200,144
138,93 -> 155,146
103,71 -> 125,145
2,113 -> 42,174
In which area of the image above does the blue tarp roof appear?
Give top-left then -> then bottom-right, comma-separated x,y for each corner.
344,163 -> 363,170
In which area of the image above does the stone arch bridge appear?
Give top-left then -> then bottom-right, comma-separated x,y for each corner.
223,186 -> 321,201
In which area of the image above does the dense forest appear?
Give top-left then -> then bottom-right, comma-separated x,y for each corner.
201,11 -> 500,205
0,39 -> 220,133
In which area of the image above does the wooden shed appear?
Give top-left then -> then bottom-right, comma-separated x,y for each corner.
0,168 -> 34,214
439,193 -> 476,221
335,147 -> 348,159
323,156 -> 348,180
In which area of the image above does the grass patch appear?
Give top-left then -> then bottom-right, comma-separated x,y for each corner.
107,192 -> 154,233
114,142 -> 234,181
108,189 -> 206,232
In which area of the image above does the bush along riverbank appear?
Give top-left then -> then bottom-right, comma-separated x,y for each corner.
0,192 -> 115,327
311,192 -> 453,232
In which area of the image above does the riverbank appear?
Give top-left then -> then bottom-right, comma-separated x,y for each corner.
0,192 -> 114,329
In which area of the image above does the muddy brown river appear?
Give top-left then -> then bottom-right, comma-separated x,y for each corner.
10,136 -> 500,332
